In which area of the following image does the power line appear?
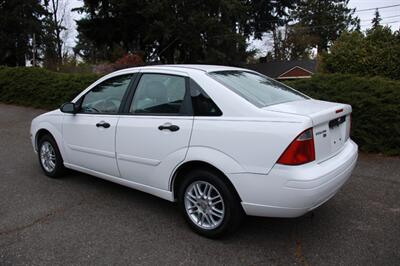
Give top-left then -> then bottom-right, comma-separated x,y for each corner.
381,14 -> 400,20
254,14 -> 400,24
293,14 -> 400,29
355,4 -> 400,13
251,12 -> 400,25
205,19 -> 400,40
359,14 -> 400,22
379,20 -> 400,25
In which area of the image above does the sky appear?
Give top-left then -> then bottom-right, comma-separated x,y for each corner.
65,0 -> 400,56
63,0 -> 82,51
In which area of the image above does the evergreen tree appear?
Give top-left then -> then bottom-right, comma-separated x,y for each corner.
371,9 -> 382,29
73,0 -> 297,64
292,0 -> 360,54
0,0 -> 45,66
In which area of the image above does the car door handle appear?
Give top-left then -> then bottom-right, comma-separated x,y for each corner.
158,124 -> 180,132
96,121 -> 110,128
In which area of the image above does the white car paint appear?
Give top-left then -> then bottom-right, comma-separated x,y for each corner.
30,64 -> 358,217
63,114 -> 120,177
116,115 -> 193,190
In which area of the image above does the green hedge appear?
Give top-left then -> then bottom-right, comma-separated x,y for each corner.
0,68 -> 398,155
286,74 -> 400,155
0,67 -> 98,109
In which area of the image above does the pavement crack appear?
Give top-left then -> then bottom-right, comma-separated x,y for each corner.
293,220 -> 310,266
0,199 -> 85,236
295,239 -> 309,266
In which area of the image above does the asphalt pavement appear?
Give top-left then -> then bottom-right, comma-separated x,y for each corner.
0,103 -> 399,265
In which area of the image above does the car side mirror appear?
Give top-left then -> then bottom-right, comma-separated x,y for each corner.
60,102 -> 77,114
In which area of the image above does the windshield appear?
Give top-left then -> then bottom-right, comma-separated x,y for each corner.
209,71 -> 308,107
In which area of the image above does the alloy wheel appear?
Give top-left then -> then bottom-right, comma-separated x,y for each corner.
184,180 -> 225,230
40,141 -> 56,173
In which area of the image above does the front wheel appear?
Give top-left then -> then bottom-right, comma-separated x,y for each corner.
38,134 -> 64,178
178,169 -> 244,238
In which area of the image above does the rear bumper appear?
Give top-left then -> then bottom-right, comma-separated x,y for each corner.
229,139 -> 358,217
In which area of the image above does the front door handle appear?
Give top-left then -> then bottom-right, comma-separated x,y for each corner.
96,121 -> 110,128
158,124 -> 180,132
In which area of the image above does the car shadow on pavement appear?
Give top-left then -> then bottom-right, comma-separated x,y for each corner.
62,168 -> 322,240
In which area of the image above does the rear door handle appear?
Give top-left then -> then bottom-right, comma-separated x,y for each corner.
96,121 -> 110,128
158,124 -> 180,132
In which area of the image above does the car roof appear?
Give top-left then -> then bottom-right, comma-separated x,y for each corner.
122,64 -> 249,74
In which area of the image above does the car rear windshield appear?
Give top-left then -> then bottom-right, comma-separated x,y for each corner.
209,71 -> 308,107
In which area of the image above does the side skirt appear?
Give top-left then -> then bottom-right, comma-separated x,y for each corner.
64,163 -> 174,202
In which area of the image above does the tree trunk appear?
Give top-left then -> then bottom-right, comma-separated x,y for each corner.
51,0 -> 63,69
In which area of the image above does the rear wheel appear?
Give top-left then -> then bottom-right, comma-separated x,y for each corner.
178,168 -> 244,238
38,134 -> 64,178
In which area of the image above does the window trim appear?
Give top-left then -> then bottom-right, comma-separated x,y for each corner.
121,72 -> 193,117
76,73 -> 138,115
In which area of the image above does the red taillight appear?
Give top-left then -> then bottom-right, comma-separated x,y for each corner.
277,128 -> 315,165
349,114 -> 352,136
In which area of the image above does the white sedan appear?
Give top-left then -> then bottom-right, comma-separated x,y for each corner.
30,65 -> 358,237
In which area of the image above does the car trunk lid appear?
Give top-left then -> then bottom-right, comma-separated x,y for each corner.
263,99 -> 352,162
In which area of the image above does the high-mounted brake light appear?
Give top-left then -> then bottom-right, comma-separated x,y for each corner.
336,108 -> 343,113
277,128 -> 315,165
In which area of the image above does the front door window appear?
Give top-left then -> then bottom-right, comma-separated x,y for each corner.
80,74 -> 132,114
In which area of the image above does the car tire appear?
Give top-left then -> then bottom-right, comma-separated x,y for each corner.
178,168 -> 244,238
37,134 -> 65,178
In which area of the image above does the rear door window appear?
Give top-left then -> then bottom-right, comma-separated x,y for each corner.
129,74 -> 187,115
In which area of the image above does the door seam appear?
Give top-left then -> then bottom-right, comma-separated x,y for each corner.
114,115 -> 123,178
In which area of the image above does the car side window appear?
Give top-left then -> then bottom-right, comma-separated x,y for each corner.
80,74 -> 132,114
190,79 -> 222,116
130,74 -> 187,115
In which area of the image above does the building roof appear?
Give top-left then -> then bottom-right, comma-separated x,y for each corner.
246,60 -> 317,79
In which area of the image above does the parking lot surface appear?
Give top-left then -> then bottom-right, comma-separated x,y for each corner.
0,103 -> 399,265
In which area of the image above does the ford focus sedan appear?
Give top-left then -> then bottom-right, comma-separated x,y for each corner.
30,65 -> 358,237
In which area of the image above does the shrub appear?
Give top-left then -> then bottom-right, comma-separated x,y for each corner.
0,67 -> 398,155
286,73 -> 400,155
0,67 -> 98,109
93,53 -> 145,74
113,53 -> 144,70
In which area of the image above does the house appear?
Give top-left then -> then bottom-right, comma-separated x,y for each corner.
246,60 -> 316,80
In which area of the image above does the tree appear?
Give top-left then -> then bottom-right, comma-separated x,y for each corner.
320,26 -> 400,79
371,9 -> 382,29
73,0 -> 297,64
269,22 -> 319,61
73,0 -> 147,63
286,24 -> 318,59
42,0 -> 70,69
292,0 -> 360,54
73,30 -> 106,63
272,27 -> 289,61
0,0 -> 45,66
